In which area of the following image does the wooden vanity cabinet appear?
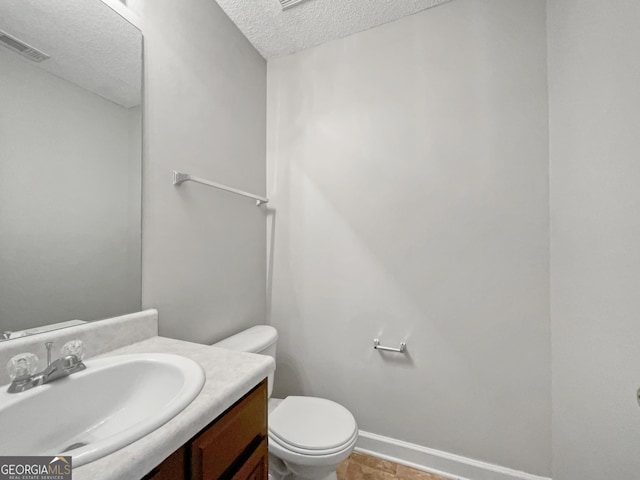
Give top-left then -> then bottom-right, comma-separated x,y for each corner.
143,379 -> 268,480
143,448 -> 185,480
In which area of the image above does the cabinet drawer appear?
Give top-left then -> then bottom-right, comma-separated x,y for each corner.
231,438 -> 268,480
190,380 -> 267,479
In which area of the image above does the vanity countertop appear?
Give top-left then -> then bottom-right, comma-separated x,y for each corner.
73,335 -> 275,480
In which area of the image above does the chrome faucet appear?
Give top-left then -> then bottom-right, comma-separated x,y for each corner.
46,341 -> 54,366
6,340 -> 86,393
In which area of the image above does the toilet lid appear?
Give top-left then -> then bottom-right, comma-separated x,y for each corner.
269,396 -> 357,452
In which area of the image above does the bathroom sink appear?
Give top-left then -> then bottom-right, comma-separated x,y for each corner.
0,353 -> 205,467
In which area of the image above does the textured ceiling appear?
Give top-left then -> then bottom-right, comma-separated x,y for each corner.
214,0 -> 453,59
0,0 -> 141,107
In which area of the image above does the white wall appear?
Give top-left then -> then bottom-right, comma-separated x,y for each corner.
267,0 -> 550,476
138,0 -> 268,343
548,1 -> 640,478
0,48 -> 141,331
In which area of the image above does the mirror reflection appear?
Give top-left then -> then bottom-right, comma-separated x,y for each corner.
0,0 -> 143,339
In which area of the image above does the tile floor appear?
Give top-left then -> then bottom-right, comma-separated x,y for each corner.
336,452 -> 448,480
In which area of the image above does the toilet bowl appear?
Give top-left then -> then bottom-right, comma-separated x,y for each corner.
213,326 -> 358,480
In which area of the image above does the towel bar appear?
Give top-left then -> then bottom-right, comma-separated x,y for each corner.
373,339 -> 406,353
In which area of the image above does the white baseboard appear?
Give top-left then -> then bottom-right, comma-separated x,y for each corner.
355,431 -> 551,480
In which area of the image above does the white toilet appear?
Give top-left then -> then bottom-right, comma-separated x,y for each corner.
213,325 -> 358,480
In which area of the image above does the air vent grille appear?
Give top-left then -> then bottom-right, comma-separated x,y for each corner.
0,30 -> 49,62
279,0 -> 312,11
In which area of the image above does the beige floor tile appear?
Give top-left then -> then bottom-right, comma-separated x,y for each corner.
345,460 -> 397,480
336,452 -> 448,480
349,452 -> 398,475
337,459 -> 350,480
396,464 -> 445,480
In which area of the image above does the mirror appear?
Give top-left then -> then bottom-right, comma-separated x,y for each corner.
0,0 -> 143,340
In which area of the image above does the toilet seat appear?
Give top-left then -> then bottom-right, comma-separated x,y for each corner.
269,396 -> 358,456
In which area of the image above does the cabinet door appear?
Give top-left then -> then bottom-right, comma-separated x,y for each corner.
231,438 -> 268,480
142,447 -> 185,480
191,380 -> 268,479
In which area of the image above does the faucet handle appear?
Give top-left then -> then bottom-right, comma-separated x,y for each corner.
7,353 -> 39,380
61,340 -> 85,361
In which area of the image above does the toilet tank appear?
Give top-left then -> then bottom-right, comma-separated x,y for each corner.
212,325 -> 278,397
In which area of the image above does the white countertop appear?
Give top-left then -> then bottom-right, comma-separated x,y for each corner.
73,336 -> 275,480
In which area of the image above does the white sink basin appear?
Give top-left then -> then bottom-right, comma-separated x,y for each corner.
0,353 -> 205,466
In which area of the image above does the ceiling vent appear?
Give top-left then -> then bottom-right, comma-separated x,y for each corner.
0,30 -> 49,62
279,0 -> 312,11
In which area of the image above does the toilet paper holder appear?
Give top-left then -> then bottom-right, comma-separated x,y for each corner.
373,339 -> 406,353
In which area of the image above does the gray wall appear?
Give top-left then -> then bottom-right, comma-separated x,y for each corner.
0,48 -> 141,331
266,0 -> 550,475
138,0 -> 267,343
548,0 -> 640,478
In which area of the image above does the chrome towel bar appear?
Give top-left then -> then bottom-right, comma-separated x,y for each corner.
173,171 -> 269,206
373,339 -> 406,353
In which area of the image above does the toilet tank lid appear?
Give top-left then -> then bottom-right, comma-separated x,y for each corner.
213,325 -> 278,353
